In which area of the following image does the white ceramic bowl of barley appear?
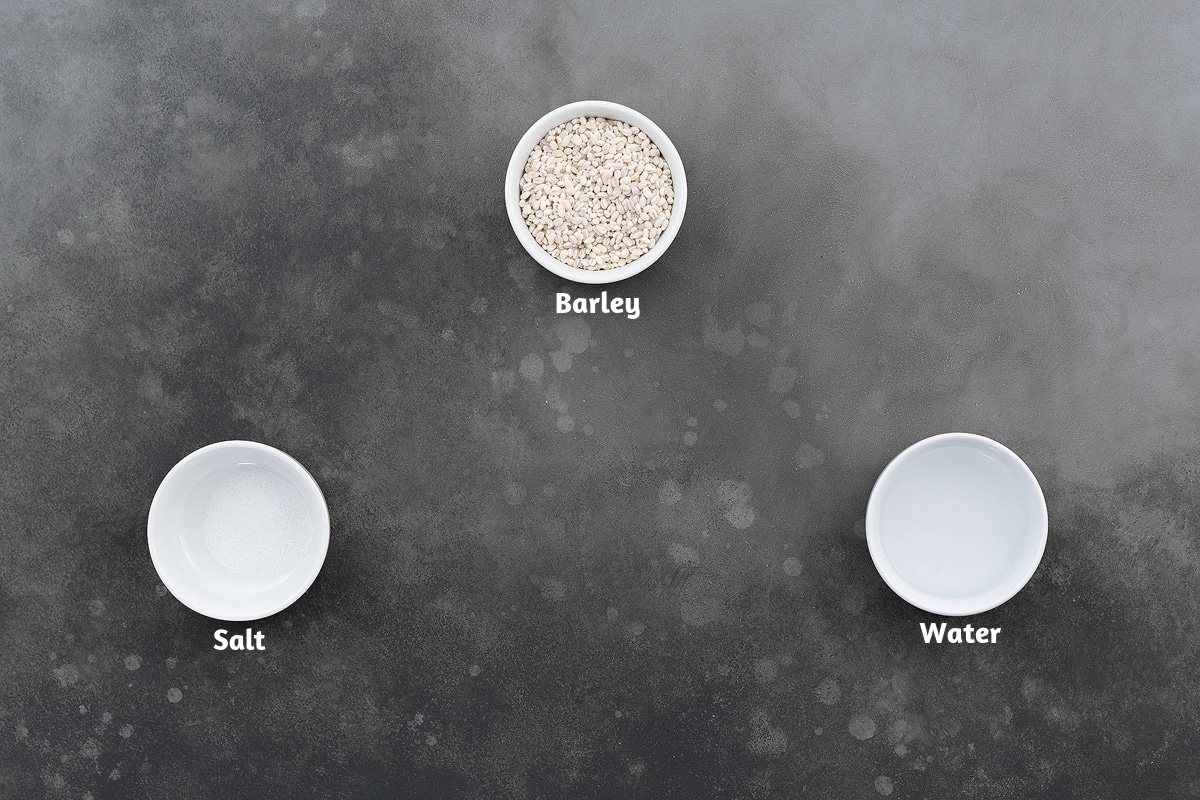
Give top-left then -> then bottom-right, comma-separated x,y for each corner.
505,100 -> 688,285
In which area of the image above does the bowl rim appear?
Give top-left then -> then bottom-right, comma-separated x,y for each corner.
865,432 -> 1048,617
505,100 -> 688,285
147,440 -> 331,621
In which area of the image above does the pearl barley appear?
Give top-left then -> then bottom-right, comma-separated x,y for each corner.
519,116 -> 674,271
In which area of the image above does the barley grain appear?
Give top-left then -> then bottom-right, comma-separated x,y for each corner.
519,116 -> 674,271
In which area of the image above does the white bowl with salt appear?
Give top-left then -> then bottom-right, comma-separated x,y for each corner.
148,440 -> 330,621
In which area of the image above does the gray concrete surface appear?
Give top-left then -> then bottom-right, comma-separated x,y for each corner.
3,0 -> 1200,796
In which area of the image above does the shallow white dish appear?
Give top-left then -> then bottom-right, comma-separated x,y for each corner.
148,441 -> 329,621
866,433 -> 1047,616
505,100 -> 688,285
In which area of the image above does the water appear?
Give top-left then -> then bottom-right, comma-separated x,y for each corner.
880,445 -> 1034,598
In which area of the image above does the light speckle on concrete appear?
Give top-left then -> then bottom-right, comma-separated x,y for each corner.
849,714 -> 877,741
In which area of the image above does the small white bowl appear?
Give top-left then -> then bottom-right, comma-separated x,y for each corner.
148,441 -> 330,621
866,433 -> 1047,616
505,100 -> 688,285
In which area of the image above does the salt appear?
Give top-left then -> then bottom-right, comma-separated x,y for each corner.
201,467 -> 313,579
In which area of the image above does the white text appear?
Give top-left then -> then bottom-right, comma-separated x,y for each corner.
556,292 -> 640,320
920,622 -> 1000,644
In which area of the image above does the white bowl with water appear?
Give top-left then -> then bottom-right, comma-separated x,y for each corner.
148,441 -> 330,621
866,433 -> 1047,616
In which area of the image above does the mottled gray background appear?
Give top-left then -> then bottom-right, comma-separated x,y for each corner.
3,0 -> 1200,797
